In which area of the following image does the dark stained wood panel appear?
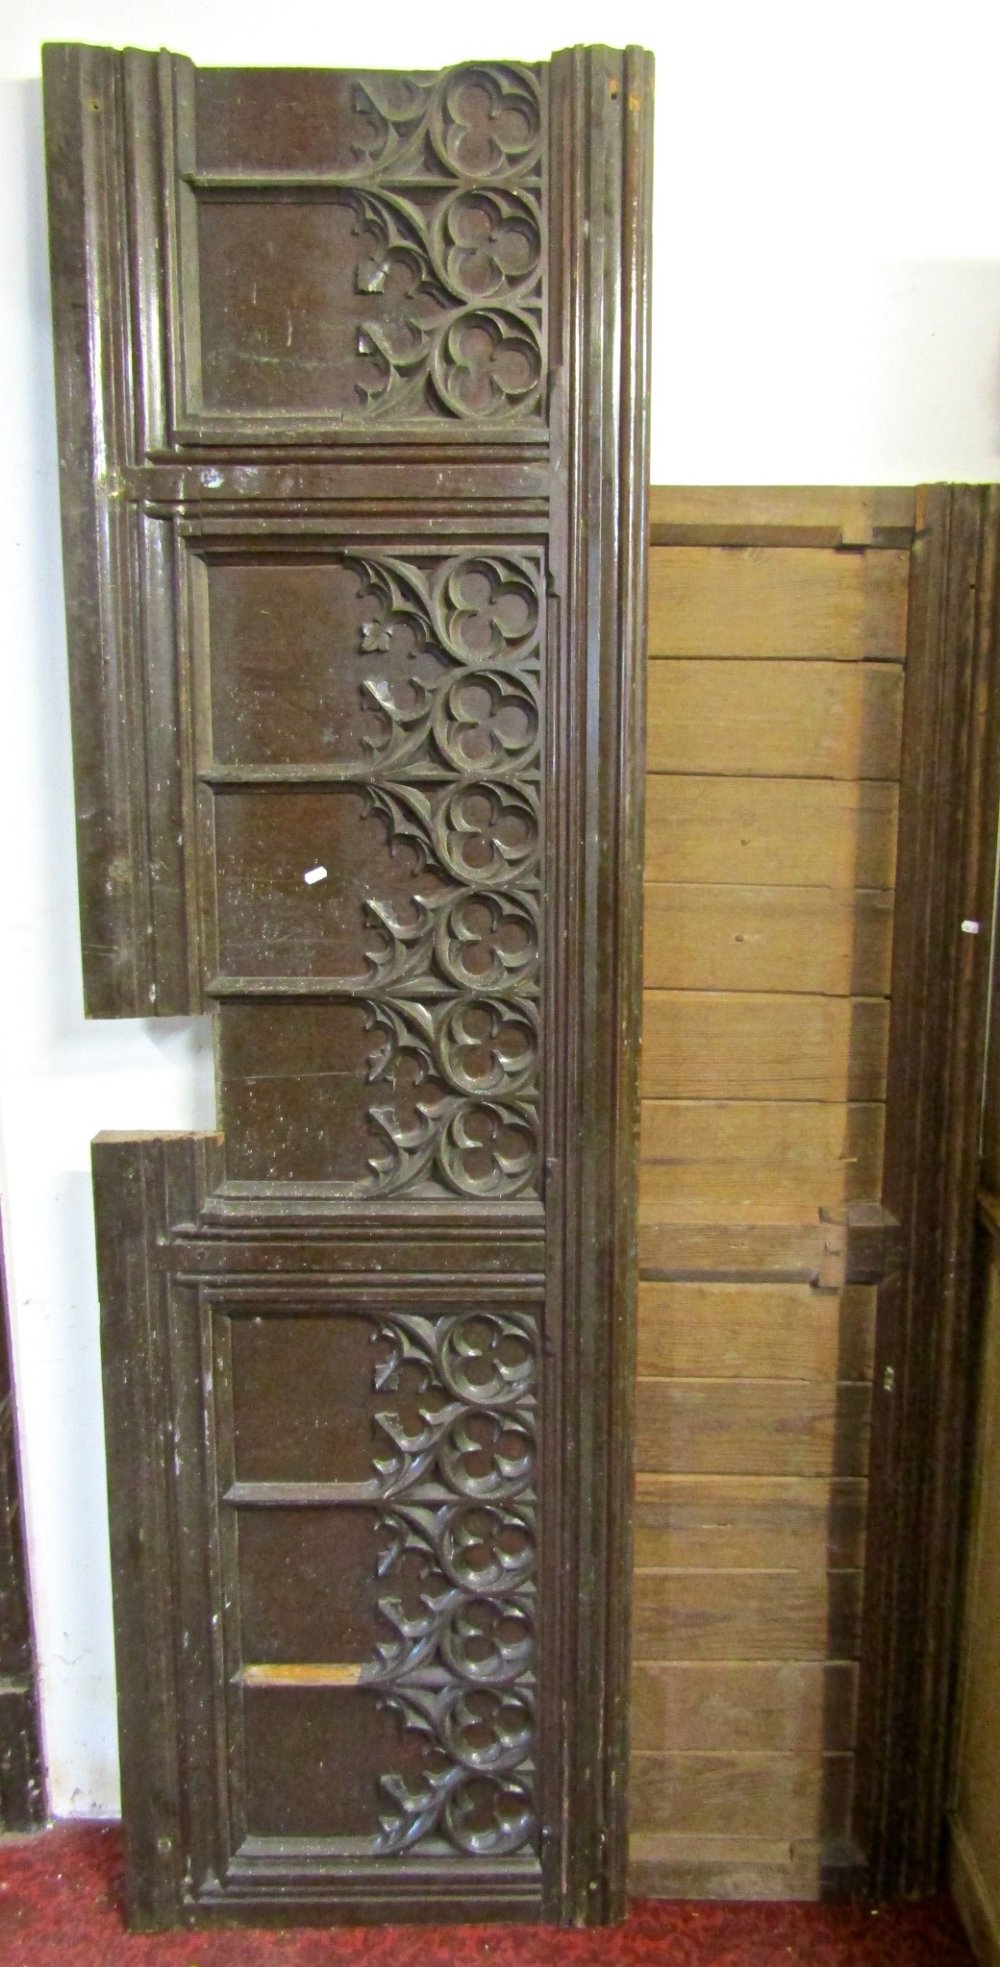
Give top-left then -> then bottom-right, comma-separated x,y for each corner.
0,1222 -> 44,1830
45,39 -> 653,1930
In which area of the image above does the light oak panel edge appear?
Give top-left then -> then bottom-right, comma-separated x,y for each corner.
631,1659 -> 859,1753
639,1103 -> 885,1224
633,1474 -> 867,1570
636,1280 -> 877,1379
646,660 -> 904,780
647,545 -> 908,660
640,993 -> 890,1103
644,776 -> 900,888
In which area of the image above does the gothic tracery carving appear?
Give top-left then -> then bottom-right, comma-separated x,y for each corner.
360,1304 -> 538,1856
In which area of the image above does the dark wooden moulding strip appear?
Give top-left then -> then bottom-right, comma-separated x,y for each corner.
852,486 -> 1000,1898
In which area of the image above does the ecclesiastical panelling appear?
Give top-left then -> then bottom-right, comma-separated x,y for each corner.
199,543 -> 543,1199
168,63 -> 546,431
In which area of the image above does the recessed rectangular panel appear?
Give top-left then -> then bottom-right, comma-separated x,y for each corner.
172,63 -> 547,436
228,1312 -> 379,1483
219,1001 -> 379,1182
211,787 -> 417,983
196,196 -> 435,419
241,1687 -> 424,1841
204,555 -> 393,767
237,1508 -> 379,1663
194,67 -> 409,173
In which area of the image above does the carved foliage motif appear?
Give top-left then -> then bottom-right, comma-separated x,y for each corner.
189,64 -> 545,422
345,549 -> 542,1202
360,1307 -> 538,1857
345,65 -> 544,422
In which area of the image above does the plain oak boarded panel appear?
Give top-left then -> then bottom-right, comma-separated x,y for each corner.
643,883 -> 893,995
646,660 -> 904,779
631,1571 -> 863,1663
636,1280 -> 877,1380
633,1475 -> 867,1571
634,1380 -> 872,1477
643,776 -> 899,889
639,1102 -> 886,1224
640,993 -> 890,1103
629,1750 -> 854,1841
631,1660 -> 859,1753
628,1834 -> 832,1901
647,546 -> 909,660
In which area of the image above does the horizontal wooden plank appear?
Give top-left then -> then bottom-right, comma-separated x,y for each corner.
639,1219 -> 832,1280
631,1659 -> 859,1753
628,1833 -> 835,1901
644,775 -> 899,889
639,1103 -> 885,1225
631,1568 -> 863,1662
636,1280 -> 877,1379
633,1475 -> 867,1570
648,546 -> 909,661
648,484 -> 916,547
643,883 -> 893,995
641,993 -> 890,1103
629,1750 -> 854,1840
635,1379 -> 872,1477
647,659 -> 904,779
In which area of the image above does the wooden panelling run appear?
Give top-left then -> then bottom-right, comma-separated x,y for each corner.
643,884 -> 893,995
634,1475 -> 867,1572
632,1569 -> 864,1660
646,660 -> 904,779
647,546 -> 909,659
950,1235 -> 1000,1964
631,1660 -> 859,1753
636,1283 -> 877,1379
640,1107 -> 885,1224
640,992 -> 890,1103
630,489 -> 910,1898
630,1751 -> 854,1841
644,777 -> 899,888
634,1381 -> 872,1477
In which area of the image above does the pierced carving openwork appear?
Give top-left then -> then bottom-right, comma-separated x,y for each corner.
360,1304 -> 538,1857
183,63 -> 545,424
351,549 -> 541,1199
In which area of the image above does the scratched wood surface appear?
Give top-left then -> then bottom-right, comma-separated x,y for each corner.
630,489 -> 911,1899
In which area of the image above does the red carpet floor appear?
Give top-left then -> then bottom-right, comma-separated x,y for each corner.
0,1825 -> 977,1966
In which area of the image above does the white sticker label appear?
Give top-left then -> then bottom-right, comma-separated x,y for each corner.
303,866 -> 328,886
961,918 -> 980,934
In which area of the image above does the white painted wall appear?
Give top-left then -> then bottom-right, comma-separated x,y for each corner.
1,0 -> 999,1817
